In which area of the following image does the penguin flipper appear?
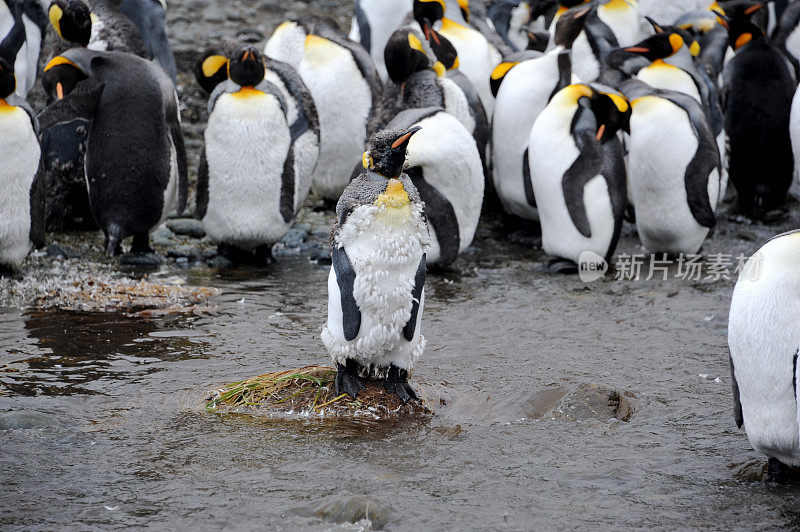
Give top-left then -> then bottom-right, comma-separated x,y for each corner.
28,157 -> 46,250
601,138 -> 628,263
563,102 -> 605,239
405,166 -> 461,266
729,350 -> 744,429
280,146 -> 296,223
353,0 -> 371,52
196,147 -> 209,220
332,246 -> 361,342
168,105 -> 188,214
403,254 -> 426,342
36,77 -> 104,131
522,147 -> 537,209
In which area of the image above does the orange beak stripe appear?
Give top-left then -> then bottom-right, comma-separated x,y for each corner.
624,47 -> 650,53
595,124 -> 606,141
56,82 -> 64,100
392,131 -> 416,148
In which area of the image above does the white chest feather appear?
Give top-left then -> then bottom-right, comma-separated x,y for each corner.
597,1 -> 642,48
203,90 -> 293,248
729,236 -> 800,466
440,76 -> 475,133
0,106 -> 39,268
350,0 -> 413,82
637,64 -> 701,102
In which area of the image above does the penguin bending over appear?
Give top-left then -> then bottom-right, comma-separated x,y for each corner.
0,53 -> 45,271
322,127 -> 429,403
528,84 -> 630,272
728,230 -> 800,482
620,79 -> 720,255
490,4 -> 589,221
38,48 -> 187,259
722,2 -> 797,214
0,0 -> 46,98
196,46 -> 310,264
348,0 -> 413,83
265,18 -> 382,202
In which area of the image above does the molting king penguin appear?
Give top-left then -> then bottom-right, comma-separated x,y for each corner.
265,18 -> 382,202
322,126 -> 429,403
0,50 -> 45,272
728,230 -> 800,483
490,4 -> 590,221
722,1 -> 797,214
348,0 -> 414,83
196,46 -> 311,264
48,0 -> 147,56
0,0 -> 46,98
620,78 -> 721,255
528,84 -> 630,272
38,48 -> 187,261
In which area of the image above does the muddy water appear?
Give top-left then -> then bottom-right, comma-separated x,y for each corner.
3,206 -> 800,529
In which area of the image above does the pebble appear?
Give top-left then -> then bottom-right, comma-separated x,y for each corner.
167,218 -> 206,239
300,496 -> 392,529
45,244 -> 80,260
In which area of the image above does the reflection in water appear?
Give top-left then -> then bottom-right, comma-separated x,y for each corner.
0,309 -> 207,396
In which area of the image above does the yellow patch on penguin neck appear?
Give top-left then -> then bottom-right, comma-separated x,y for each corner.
0,99 -> 14,112
646,58 -> 681,71
374,178 -> 411,209
601,0 -> 634,12
440,17 -> 470,36
232,86 -> 266,99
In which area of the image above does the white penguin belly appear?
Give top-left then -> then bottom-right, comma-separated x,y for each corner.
637,66 -> 701,102
203,90 -> 293,249
356,0 -> 413,83
300,37 -> 372,200
0,106 -> 39,269
440,77 -> 475,134
491,52 -> 560,220
530,108 -> 615,263
570,33 -> 599,83
786,28 -> 800,67
597,1 -> 642,48
405,112 -> 484,263
322,206 -> 427,372
628,97 -> 714,254
729,240 -> 800,466
790,86 -> 800,199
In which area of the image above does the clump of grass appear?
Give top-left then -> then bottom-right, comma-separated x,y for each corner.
206,365 -> 429,418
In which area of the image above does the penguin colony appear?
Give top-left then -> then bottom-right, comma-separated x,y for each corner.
3,0 -> 800,475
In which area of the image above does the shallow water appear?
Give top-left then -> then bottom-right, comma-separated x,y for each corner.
3,209 -> 800,530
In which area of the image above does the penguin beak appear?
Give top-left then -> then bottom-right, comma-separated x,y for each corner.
391,126 -> 422,149
242,50 -> 253,61
623,46 -> 650,54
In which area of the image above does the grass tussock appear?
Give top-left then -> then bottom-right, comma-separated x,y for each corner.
206,365 -> 429,418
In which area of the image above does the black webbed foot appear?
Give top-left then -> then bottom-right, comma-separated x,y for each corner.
254,244 -> 275,266
336,359 -> 365,400
381,365 -> 418,404
765,457 -> 799,484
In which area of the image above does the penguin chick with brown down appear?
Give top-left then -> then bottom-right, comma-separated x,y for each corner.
322,127 -> 429,403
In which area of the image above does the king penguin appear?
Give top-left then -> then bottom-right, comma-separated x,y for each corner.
48,0 -> 147,56
349,0 -> 414,83
322,126 -> 429,403
197,46 -> 309,265
528,84 -> 630,272
0,51 -> 44,272
728,230 -> 800,482
265,18 -> 382,202
118,0 -> 178,83
38,48 -> 187,261
620,78 -> 720,255
0,0 -> 46,98
490,4 -> 590,221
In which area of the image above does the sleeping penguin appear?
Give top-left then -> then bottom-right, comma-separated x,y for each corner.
0,51 -> 45,272
322,126 -> 429,403
38,48 -> 187,261
728,230 -> 800,482
348,0 -> 414,83
620,79 -> 720,255
1,0 -> 46,98
197,46 -> 310,265
265,18 -> 382,202
490,4 -> 590,221
722,1 -> 797,214
528,84 -> 630,272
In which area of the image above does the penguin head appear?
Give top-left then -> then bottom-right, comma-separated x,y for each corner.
525,30 -> 550,52
552,3 -> 592,48
717,1 -> 767,51
362,126 -> 423,178
414,0 -> 446,40
385,30 -> 436,84
555,0 -> 590,19
194,48 -> 230,94
586,87 -> 631,142
42,56 -> 88,101
609,28 -> 698,65
426,29 -> 459,71
674,8 -> 727,37
0,57 -> 15,100
49,0 -> 92,47
228,46 -> 265,88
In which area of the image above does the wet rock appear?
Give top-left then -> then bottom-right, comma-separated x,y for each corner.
202,4 -> 225,22
298,496 -> 393,529
167,218 -> 206,239
208,255 -> 234,269
120,253 -> 163,266
45,244 -> 80,260
237,28 -> 264,42
0,411 -> 61,430
281,228 -> 307,248
545,383 -> 636,423
310,249 -> 331,264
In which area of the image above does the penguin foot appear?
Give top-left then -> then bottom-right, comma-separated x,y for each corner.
131,233 -> 154,254
546,258 -> 578,274
765,458 -> 800,484
120,252 -> 163,266
254,245 -> 275,266
335,359 -> 365,400
381,365 -> 418,404
217,243 -> 253,264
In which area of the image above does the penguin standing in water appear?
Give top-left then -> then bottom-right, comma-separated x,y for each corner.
0,0 -> 46,98
196,46 -> 308,264
265,18 -> 382,202
0,47 -> 44,272
728,230 -> 800,482
322,127 -> 429,403
490,5 -> 590,221
620,79 -> 720,255
118,0 -> 177,83
528,84 -> 630,272
349,0 -> 413,83
722,1 -> 796,214
38,48 -> 187,261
